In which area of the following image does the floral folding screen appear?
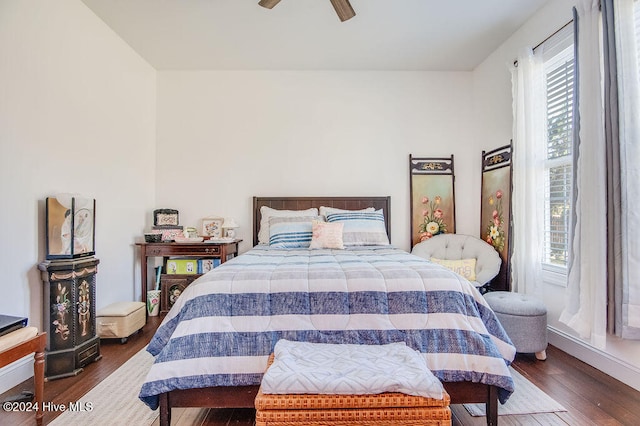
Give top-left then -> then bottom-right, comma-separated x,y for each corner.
409,155 -> 456,247
480,143 -> 513,292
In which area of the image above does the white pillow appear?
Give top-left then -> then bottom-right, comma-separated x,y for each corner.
258,206 -> 319,245
326,209 -> 389,246
319,206 -> 375,220
269,216 -> 319,248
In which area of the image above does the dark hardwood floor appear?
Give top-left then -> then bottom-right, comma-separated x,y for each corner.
3,316 -> 640,425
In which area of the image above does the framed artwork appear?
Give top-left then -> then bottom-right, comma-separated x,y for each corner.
409,155 -> 456,247
202,217 -> 224,238
153,209 -> 179,228
480,143 -> 513,292
46,195 -> 96,259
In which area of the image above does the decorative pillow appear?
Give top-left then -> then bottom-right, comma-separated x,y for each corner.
258,206 -> 319,245
319,206 -> 375,220
430,258 -> 477,282
326,209 -> 389,246
268,216 -> 320,248
309,220 -> 344,249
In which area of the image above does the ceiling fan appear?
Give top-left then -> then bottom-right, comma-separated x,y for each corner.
258,0 -> 356,22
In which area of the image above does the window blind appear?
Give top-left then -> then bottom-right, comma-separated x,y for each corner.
542,27 -> 575,269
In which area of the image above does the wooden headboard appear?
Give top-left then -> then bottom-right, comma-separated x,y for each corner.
252,196 -> 391,246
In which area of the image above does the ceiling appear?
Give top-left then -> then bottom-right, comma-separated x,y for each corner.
81,0 -> 550,71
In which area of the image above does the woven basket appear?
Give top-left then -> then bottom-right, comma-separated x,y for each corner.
144,233 -> 162,243
255,354 -> 451,426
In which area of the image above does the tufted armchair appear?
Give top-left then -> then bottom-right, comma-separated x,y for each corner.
411,233 -> 501,290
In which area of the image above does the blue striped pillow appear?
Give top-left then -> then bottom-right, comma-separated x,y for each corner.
268,216 -> 320,248
326,210 -> 389,246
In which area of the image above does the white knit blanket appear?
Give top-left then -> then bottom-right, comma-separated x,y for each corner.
260,340 -> 444,399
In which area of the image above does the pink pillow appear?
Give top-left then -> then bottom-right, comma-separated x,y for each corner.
309,220 -> 344,249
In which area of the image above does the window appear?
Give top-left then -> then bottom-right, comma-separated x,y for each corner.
539,24 -> 575,283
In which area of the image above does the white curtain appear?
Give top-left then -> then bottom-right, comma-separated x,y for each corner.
510,50 -> 545,295
559,0 -> 608,348
612,0 -> 640,337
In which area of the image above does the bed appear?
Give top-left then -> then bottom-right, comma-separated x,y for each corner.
139,196 -> 515,426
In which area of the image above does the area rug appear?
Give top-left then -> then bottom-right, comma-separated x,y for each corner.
49,346 -> 158,426
464,367 -> 567,416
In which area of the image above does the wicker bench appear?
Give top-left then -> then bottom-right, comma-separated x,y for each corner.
255,353 -> 451,426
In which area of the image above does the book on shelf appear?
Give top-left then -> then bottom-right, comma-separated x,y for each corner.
166,259 -> 198,274
198,258 -> 220,273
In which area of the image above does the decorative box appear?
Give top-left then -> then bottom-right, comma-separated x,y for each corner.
151,226 -> 184,242
166,259 -> 198,274
96,302 -> 146,343
153,209 -> 179,228
144,233 -> 163,243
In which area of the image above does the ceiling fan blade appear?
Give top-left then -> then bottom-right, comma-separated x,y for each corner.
258,0 -> 281,9
329,0 -> 356,22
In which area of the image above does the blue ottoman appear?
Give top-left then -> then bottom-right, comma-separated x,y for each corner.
484,291 -> 548,360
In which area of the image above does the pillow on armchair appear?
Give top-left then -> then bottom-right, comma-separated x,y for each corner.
411,233 -> 500,288
430,257 -> 477,282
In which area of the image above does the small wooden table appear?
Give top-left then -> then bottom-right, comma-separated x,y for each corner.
135,240 -> 241,304
0,331 -> 46,425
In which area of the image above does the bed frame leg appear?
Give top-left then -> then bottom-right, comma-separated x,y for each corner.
486,385 -> 498,425
159,392 -> 171,426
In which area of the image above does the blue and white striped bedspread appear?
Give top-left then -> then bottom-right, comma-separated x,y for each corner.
139,246 -> 516,409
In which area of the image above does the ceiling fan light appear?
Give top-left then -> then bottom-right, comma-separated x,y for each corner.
329,0 -> 356,22
258,0 -> 281,9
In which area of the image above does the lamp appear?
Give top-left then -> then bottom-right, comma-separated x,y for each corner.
222,218 -> 239,239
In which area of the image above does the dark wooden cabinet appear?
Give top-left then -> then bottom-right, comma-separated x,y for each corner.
160,275 -> 198,314
38,257 -> 101,380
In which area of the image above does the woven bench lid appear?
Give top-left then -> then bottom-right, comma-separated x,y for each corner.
255,386 -> 450,411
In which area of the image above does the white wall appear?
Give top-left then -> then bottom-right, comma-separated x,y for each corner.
156,70 -> 488,251
473,0 -> 640,391
0,0 -> 156,390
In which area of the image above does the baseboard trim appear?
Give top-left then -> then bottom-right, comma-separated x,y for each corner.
0,355 -> 34,394
548,326 -> 640,391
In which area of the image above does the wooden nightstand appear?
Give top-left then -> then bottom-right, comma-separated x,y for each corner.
135,240 -> 241,306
